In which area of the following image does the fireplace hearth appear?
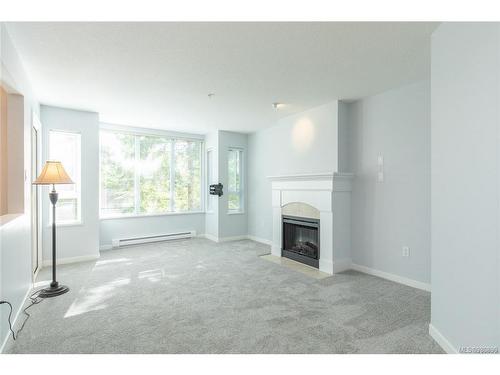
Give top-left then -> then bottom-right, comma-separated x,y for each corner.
282,215 -> 320,268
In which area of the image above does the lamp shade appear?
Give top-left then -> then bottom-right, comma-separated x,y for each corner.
33,161 -> 74,185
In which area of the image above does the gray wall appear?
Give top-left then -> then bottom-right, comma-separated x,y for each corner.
41,106 -> 100,262
347,81 -> 431,285
431,23 -> 500,350
338,101 -> 352,173
248,101 -> 339,241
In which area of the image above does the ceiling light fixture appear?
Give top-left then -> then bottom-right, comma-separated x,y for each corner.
272,102 -> 284,110
208,93 -> 215,99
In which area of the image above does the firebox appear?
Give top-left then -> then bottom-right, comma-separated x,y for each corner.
282,215 -> 320,268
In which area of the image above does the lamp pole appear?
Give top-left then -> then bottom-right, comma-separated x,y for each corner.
37,184 -> 69,298
49,184 -> 58,288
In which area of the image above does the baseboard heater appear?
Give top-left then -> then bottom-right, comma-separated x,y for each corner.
111,230 -> 196,248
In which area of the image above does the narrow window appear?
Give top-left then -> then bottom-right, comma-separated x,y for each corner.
49,130 -> 81,224
227,148 -> 243,213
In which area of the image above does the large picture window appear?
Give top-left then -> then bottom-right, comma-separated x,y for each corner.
49,130 -> 81,224
227,148 -> 244,213
100,129 -> 202,217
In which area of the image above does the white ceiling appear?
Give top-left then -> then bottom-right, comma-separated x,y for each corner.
6,22 -> 438,134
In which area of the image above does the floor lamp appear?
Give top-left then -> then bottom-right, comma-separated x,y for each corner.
33,160 -> 74,298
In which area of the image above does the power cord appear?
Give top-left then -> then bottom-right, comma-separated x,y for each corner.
0,289 -> 44,341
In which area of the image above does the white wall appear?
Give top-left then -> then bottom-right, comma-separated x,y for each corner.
100,213 -> 205,247
347,81 -> 431,285
40,106 -> 100,263
0,24 -> 39,351
430,23 -> 500,351
248,101 -> 339,242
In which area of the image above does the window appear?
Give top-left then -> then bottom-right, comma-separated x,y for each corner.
100,129 -> 202,217
49,130 -> 81,224
227,148 -> 243,213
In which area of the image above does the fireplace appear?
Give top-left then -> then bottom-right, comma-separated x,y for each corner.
282,215 -> 320,268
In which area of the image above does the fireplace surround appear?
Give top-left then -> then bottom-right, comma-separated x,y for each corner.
268,172 -> 353,275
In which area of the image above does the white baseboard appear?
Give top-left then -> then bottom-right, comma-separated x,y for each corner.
319,259 -> 334,275
350,263 -> 431,292
271,245 -> 281,257
217,235 -> 248,243
200,233 -> 219,242
0,286 -> 31,354
99,244 -> 113,251
201,234 -> 270,244
429,323 -> 458,354
42,253 -> 100,267
333,258 -> 352,273
246,235 -> 273,246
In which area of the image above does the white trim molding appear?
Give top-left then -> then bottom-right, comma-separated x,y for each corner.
201,233 -> 273,247
246,235 -> 273,246
429,324 -> 458,354
333,258 -> 352,273
267,172 -> 336,181
199,233 -> 219,242
350,263 -> 431,292
217,235 -> 248,243
42,254 -> 100,267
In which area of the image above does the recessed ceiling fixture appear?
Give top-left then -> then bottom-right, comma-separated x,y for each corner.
272,102 -> 285,110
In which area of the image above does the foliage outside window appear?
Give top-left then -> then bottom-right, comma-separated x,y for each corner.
227,148 -> 243,213
49,130 -> 82,224
100,129 -> 202,217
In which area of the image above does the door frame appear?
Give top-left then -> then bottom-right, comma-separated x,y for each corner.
31,111 -> 43,281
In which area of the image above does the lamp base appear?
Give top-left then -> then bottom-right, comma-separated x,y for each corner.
38,283 -> 69,299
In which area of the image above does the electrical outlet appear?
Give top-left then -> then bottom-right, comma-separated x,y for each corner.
377,154 -> 384,183
377,171 -> 384,182
402,246 -> 410,257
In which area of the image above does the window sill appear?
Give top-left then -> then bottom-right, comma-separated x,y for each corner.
0,213 -> 24,228
227,211 -> 245,215
100,211 -> 206,221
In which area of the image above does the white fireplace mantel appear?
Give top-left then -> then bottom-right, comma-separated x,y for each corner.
268,172 -> 354,275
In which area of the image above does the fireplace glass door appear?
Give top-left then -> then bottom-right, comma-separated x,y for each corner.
282,215 -> 319,268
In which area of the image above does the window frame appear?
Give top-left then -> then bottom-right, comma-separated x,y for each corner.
99,126 -> 205,219
206,148 -> 214,213
227,147 -> 244,214
48,129 -> 82,226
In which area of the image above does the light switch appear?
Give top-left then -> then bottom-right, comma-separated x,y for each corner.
377,154 -> 384,182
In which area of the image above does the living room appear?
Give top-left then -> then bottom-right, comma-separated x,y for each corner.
0,1 -> 499,372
